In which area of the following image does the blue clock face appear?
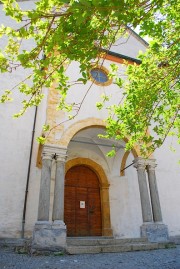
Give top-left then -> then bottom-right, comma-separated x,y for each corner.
90,68 -> 108,83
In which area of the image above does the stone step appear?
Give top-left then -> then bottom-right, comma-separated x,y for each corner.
66,237 -> 176,254
67,237 -> 148,246
66,242 -> 169,255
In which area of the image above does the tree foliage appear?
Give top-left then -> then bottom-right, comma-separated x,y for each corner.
0,0 -> 179,156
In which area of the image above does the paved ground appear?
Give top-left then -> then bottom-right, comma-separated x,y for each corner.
0,246 -> 180,269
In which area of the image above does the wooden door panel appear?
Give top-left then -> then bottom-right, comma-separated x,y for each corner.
88,188 -> 102,236
75,187 -> 88,236
65,165 -> 102,236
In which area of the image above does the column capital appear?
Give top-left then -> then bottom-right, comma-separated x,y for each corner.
42,145 -> 67,161
55,154 -> 67,163
147,159 -> 157,171
133,157 -> 146,170
55,146 -> 67,163
42,145 -> 54,160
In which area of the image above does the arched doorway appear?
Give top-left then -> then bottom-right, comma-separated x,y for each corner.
64,165 -> 102,236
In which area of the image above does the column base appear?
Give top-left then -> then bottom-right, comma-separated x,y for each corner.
141,223 -> 169,243
32,220 -> 66,251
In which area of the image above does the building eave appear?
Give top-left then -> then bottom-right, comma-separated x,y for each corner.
102,49 -> 142,65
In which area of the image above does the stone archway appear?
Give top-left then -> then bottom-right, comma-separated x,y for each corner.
59,118 -> 140,155
120,150 -> 138,176
59,118 -> 141,173
37,118 -> 141,170
65,158 -> 113,236
59,118 -> 106,147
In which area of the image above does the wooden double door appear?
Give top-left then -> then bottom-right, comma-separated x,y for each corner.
64,165 -> 102,236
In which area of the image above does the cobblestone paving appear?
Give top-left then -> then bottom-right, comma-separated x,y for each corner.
0,246 -> 180,269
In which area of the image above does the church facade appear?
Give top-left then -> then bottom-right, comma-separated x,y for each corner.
0,0 -> 180,250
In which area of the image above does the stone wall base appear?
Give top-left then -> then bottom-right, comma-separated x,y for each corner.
141,223 -> 169,243
32,220 -> 66,251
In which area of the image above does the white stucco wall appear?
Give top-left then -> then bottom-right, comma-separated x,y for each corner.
155,138 -> 180,237
55,59 -> 126,133
0,1 -> 47,237
110,29 -> 147,58
0,89 -> 47,237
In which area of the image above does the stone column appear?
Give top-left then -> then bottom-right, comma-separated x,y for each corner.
37,146 -> 54,221
52,148 -> 67,221
134,158 -> 169,243
133,157 -> 153,223
147,159 -> 163,222
32,145 -> 67,251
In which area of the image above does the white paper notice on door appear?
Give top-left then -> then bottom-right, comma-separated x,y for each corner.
80,201 -> 85,208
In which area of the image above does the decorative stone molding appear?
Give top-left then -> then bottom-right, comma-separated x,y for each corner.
36,143 -> 43,168
133,157 -> 147,170
146,159 -> 157,171
43,144 -> 67,157
45,83 -> 65,145
41,152 -> 54,161
133,157 -> 157,169
42,144 -> 57,160
55,147 -> 67,163
120,150 -> 139,176
65,157 -> 109,188
37,145 -> 67,168
60,118 -> 106,147
89,65 -> 113,86
120,151 -> 130,176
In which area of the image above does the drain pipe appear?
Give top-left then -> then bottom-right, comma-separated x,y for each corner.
21,106 -> 38,238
